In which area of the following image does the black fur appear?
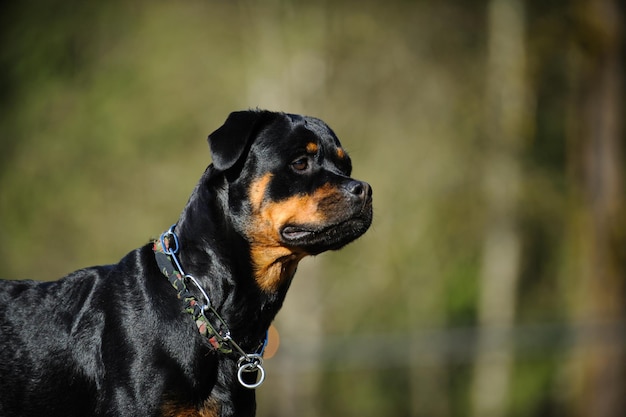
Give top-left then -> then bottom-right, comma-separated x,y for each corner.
0,110 -> 372,417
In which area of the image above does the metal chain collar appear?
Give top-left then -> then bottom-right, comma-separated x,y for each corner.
154,225 -> 267,389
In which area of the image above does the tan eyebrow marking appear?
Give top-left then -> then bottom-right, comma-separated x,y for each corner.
306,142 -> 318,154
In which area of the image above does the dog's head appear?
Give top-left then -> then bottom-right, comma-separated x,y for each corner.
207,110 -> 373,292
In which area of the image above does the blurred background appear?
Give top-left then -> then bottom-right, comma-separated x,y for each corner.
0,0 -> 624,416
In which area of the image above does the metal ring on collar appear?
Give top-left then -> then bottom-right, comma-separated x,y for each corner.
161,226 -> 180,254
237,360 -> 266,389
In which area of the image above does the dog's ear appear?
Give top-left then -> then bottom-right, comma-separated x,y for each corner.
208,110 -> 275,171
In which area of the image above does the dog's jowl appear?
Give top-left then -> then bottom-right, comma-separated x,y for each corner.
0,110 -> 373,417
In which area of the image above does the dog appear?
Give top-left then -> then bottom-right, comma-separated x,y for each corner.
0,110 -> 373,417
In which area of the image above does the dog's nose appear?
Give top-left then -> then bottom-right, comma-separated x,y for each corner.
345,180 -> 372,200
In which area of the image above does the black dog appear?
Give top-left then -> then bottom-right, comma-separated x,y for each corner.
0,110 -> 373,417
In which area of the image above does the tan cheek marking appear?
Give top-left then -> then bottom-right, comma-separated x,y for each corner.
261,194 -> 326,230
247,183 -> 340,292
247,195 -> 322,292
250,183 -> 338,241
249,173 -> 273,210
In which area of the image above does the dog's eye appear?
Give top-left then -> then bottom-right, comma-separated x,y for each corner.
291,157 -> 309,172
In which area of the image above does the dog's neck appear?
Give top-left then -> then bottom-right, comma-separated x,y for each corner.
248,250 -> 303,294
170,172 -> 296,347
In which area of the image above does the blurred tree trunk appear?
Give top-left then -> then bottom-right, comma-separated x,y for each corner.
242,3 -> 328,416
567,1 -> 626,416
471,1 -> 528,417
408,277 -> 450,417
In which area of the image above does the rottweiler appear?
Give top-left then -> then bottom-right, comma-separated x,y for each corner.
0,110 -> 373,417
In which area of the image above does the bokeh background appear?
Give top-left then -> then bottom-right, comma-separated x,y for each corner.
1,1 -> 625,416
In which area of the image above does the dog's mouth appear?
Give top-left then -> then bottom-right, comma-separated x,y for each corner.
280,203 -> 373,255
281,226 -> 315,241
